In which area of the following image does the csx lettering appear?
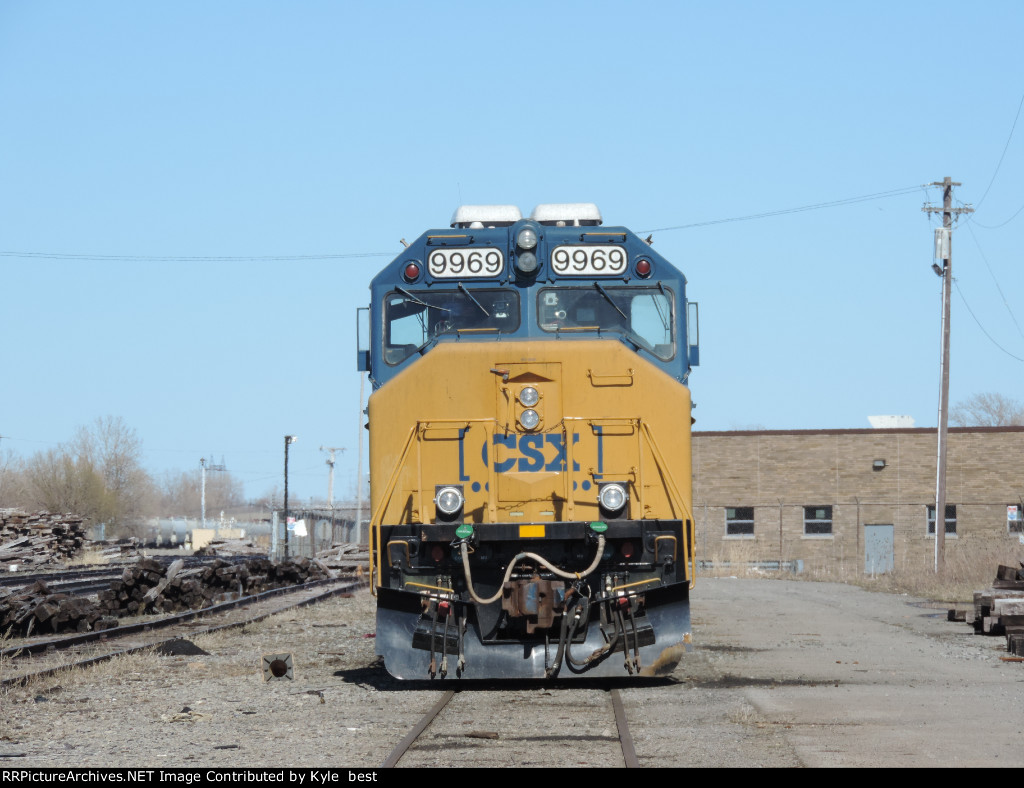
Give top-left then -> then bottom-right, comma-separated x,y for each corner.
489,433 -> 581,472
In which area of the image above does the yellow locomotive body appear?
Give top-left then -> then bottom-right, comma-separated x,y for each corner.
361,203 -> 698,680
369,339 -> 692,541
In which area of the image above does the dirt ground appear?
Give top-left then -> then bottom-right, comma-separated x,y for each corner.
1,578 -> 1021,768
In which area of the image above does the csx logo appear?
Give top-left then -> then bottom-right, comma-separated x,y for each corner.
487,433 -> 581,473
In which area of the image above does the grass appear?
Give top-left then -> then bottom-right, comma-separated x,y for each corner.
699,534 -> 1024,604
837,535 -> 1024,603
66,548 -> 110,567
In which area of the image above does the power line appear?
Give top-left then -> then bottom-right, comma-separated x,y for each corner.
0,251 -> 393,262
964,221 -> 1024,343
973,91 -> 1024,213
954,279 -> 1024,364
4,185 -> 934,261
971,201 -> 1024,230
638,185 -> 926,234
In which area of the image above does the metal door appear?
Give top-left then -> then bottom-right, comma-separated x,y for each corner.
864,524 -> 894,574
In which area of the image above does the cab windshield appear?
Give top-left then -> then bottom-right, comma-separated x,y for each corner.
537,286 -> 675,360
384,288 -> 520,365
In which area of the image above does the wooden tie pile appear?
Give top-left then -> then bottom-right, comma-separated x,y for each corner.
0,510 -> 87,566
96,556 -> 334,616
316,542 -> 370,575
1,556 -> 334,637
193,538 -> 266,557
950,563 -> 1024,657
0,581 -> 115,637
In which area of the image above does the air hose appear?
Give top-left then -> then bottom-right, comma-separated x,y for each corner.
460,534 -> 606,606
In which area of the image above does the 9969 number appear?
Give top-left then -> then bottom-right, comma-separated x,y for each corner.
428,248 -> 504,278
551,245 -> 628,276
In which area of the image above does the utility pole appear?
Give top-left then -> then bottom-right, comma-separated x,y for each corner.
199,456 -> 227,530
284,436 -> 297,560
922,177 -> 972,572
319,446 -> 346,508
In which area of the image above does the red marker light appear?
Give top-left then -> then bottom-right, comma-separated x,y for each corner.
620,541 -> 635,559
635,259 -> 652,278
430,545 -> 445,563
404,263 -> 421,282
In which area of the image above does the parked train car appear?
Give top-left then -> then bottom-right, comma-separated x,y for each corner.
357,203 -> 699,680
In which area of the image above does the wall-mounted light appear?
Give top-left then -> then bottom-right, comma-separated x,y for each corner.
872,459 -> 887,471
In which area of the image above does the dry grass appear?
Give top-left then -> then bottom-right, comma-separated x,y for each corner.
700,539 -> 758,574
838,536 -> 1024,603
697,534 -> 1023,603
66,548 -> 110,567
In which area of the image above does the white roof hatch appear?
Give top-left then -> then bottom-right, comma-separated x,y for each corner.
450,205 -> 522,229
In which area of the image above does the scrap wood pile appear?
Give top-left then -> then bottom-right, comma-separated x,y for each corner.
949,563 -> 1024,657
193,538 -> 266,557
91,537 -> 143,558
0,556 -> 335,637
0,510 -> 88,566
316,542 -> 370,577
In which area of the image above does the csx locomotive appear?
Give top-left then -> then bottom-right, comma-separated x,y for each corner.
357,203 -> 699,680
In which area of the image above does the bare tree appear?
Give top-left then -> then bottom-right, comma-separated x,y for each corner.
20,416 -> 158,536
23,448 -> 116,524
159,468 -> 246,518
949,393 -> 1024,427
0,450 -> 29,509
85,416 -> 158,530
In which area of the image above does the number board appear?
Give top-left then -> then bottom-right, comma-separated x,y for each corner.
551,245 -> 628,276
428,248 -> 504,278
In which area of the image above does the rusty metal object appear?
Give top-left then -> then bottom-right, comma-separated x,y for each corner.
610,689 -> 639,768
500,576 -> 565,633
382,690 -> 457,768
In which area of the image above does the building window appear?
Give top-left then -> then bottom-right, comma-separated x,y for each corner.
1008,505 -> 1022,534
725,507 -> 754,537
927,505 -> 957,536
804,506 -> 833,536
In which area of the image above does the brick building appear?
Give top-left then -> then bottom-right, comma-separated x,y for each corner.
691,426 -> 1024,573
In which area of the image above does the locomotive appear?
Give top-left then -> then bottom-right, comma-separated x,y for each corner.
356,203 -> 699,680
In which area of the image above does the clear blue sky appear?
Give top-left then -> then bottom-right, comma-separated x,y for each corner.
2,1 -> 1023,504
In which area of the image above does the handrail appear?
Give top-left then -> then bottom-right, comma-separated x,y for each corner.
639,421 -> 696,588
368,424 -> 419,595
370,418 -> 499,592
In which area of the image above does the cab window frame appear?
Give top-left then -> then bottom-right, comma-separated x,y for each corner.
535,284 -> 676,361
383,287 -> 521,366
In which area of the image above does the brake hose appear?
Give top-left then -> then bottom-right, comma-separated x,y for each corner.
460,534 -> 606,606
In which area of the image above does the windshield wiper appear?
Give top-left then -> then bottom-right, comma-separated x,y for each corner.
395,286 -> 451,312
593,282 -> 628,320
458,283 -> 490,317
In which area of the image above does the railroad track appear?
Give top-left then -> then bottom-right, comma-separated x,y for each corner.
381,686 -> 640,768
0,576 -> 363,688
0,554 -> 253,592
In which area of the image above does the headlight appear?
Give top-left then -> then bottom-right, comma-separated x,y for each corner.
519,408 -> 540,430
516,251 -> 538,274
516,226 -> 538,250
598,483 -> 628,513
518,386 -> 539,407
434,485 -> 464,517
